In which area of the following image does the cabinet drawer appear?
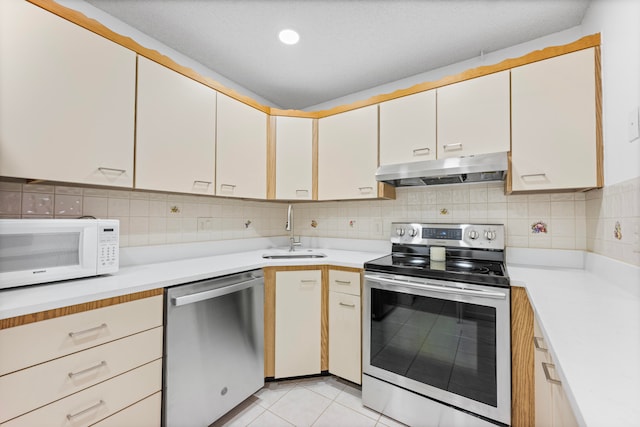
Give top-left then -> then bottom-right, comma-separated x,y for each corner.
329,270 -> 361,296
93,391 -> 161,427
0,327 -> 162,423
2,359 -> 162,427
0,295 -> 162,376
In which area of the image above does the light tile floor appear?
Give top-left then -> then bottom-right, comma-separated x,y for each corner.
211,376 -> 407,427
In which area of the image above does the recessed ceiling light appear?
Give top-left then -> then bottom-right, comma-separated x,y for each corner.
279,29 -> 300,45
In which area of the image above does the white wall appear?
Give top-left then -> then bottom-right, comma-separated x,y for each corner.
58,0 -> 278,107
582,0 -> 640,186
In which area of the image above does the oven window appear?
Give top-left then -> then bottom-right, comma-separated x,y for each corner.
370,288 -> 497,406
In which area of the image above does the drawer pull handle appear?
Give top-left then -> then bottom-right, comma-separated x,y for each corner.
193,180 -> 212,185
98,167 -> 126,174
300,279 -> 317,284
542,362 -> 562,385
533,336 -> 548,352
335,280 -> 351,285
220,183 -> 236,189
67,400 -> 104,420
68,323 -> 107,338
68,361 -> 107,379
358,186 -> 374,192
412,147 -> 431,155
339,302 -> 356,308
443,143 -> 463,151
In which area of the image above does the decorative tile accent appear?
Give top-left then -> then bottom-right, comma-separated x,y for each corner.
614,221 -> 622,240
531,221 -> 548,234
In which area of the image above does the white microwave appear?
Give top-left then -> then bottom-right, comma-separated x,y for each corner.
0,219 -> 119,289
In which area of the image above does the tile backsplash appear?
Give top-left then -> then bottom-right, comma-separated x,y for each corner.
586,176 -> 640,266
1,178 -> 638,266
0,182 -> 288,247
293,182 -> 588,251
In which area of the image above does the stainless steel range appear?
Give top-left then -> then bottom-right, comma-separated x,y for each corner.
363,223 -> 510,427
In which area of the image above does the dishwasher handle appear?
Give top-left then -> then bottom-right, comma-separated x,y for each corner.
172,276 -> 262,306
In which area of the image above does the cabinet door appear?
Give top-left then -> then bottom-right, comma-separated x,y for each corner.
275,116 -> 313,200
437,71 -> 510,158
274,270 -> 321,378
379,90 -> 436,165
216,94 -> 267,199
0,0 -> 135,187
329,292 -> 361,384
318,105 -> 378,200
511,48 -> 598,191
135,57 -> 216,195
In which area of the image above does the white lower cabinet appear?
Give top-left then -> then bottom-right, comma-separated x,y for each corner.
328,269 -> 362,384
0,293 -> 163,426
274,270 -> 322,378
533,316 -> 578,427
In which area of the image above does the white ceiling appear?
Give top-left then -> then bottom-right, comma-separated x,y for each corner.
84,0 -> 591,110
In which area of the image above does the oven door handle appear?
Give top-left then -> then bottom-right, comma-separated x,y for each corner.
365,274 -> 507,300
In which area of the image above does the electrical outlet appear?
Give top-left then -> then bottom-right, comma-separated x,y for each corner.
197,217 -> 213,232
629,107 -> 639,142
373,219 -> 383,236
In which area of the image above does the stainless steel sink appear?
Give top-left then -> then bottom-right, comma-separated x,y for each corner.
262,251 -> 327,259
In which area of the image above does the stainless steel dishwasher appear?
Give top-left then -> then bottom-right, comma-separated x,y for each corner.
163,269 -> 264,427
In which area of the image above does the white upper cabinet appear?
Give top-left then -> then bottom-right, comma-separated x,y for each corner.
511,48 -> 599,192
275,117 -> 313,200
135,57 -> 216,195
0,0 -> 136,187
318,106 -> 379,200
379,90 -> 436,165
216,94 -> 267,199
436,71 -> 510,158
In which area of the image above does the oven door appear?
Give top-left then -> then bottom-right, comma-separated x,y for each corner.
364,272 -> 511,425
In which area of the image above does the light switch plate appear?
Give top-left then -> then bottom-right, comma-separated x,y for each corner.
629,107 -> 639,142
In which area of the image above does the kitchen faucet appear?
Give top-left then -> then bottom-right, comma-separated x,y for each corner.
285,204 -> 301,252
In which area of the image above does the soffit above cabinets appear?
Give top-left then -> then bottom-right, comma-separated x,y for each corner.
83,0 -> 591,110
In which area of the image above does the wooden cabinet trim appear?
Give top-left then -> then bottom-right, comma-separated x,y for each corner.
0,288 -> 163,330
511,286 -> 535,427
25,0 -> 598,120
267,115 -> 277,199
594,46 -> 604,188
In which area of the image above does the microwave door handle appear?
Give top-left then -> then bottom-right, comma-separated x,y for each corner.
365,274 -> 507,300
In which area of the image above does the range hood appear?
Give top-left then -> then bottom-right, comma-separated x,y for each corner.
375,151 -> 508,187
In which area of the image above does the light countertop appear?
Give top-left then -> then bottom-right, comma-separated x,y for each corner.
508,257 -> 640,427
1,244 -> 638,427
0,247 -> 387,320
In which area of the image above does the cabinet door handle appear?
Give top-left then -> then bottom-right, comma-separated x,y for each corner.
68,361 -> 107,379
296,189 -> 309,196
335,280 -> 351,285
98,167 -> 126,174
358,186 -> 374,193
66,400 -> 104,420
300,279 -> 317,284
533,336 -> 548,352
68,323 -> 107,338
194,180 -> 212,185
412,147 -> 431,156
339,302 -> 356,308
220,184 -> 236,193
542,362 -> 562,385
520,173 -> 547,179
443,143 -> 463,151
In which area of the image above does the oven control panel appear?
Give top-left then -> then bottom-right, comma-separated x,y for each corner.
391,222 -> 505,250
